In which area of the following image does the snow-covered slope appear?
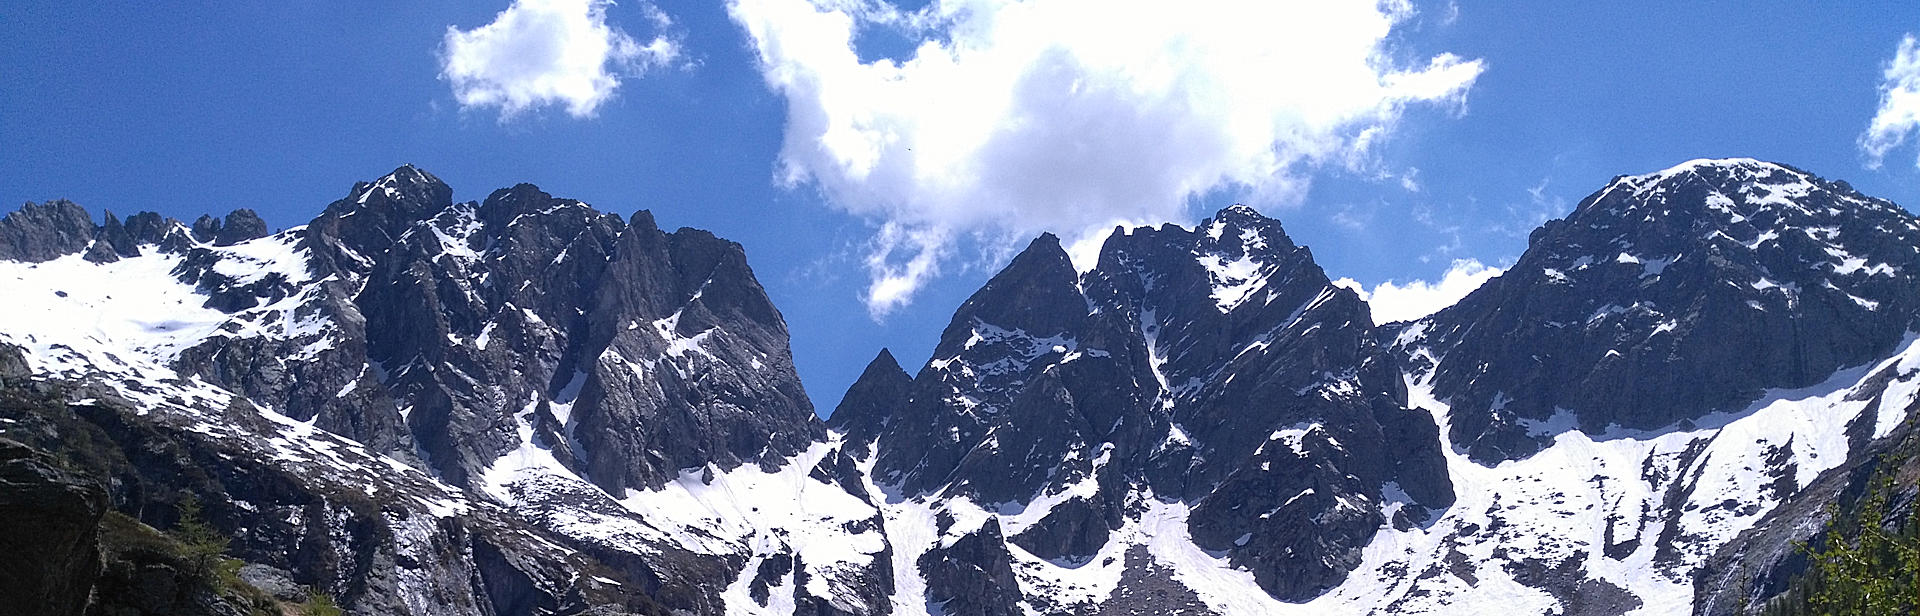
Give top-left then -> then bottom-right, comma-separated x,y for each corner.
1349,332 -> 1920,614
827,325 -> 1918,615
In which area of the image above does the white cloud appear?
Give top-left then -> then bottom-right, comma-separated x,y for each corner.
728,0 -> 1484,317
863,222 -> 950,316
1862,34 -> 1920,169
441,0 -> 679,119
1336,258 -> 1501,325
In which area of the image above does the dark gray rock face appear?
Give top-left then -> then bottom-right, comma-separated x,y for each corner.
838,205 -> 1454,602
87,210 -> 139,263
215,209 -> 269,246
0,438 -> 106,616
0,197 -> 259,266
1083,546 -> 1217,615
861,233 -> 1100,505
184,208 -> 271,247
1416,160 -> 1920,462
238,563 -> 307,603
0,200 -> 96,262
147,167 -> 823,492
570,216 -> 822,492
825,349 -> 911,454
1008,496 -> 1109,564
919,518 -> 1022,616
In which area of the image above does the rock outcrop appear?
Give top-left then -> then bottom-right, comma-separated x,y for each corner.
0,438 -> 107,616
1418,159 -> 1920,462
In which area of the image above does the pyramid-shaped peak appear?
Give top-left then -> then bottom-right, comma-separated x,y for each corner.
1007,232 -> 1075,279
353,164 -> 450,204
332,164 -> 455,223
865,347 -> 903,375
1000,232 -> 1072,275
938,230 -> 1084,343
826,346 -> 913,436
384,163 -> 443,186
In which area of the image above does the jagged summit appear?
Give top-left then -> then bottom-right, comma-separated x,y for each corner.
0,197 -> 267,266
186,208 -> 269,247
938,231 -> 1084,350
825,348 -> 910,451
343,164 -> 451,215
823,161 -> 1920,614
1204,202 -> 1284,232
354,163 -> 444,198
839,199 -> 1452,606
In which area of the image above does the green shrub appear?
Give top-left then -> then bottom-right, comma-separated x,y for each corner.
1761,476 -> 1920,615
302,591 -> 344,616
98,510 -> 182,559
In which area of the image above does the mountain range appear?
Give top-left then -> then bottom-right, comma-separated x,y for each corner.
3,158 -> 1916,615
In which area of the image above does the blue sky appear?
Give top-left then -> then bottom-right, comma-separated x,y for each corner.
6,1 -> 1920,414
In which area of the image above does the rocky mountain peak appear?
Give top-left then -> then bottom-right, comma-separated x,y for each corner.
1550,158 -> 1907,259
0,166 -> 824,497
0,197 -> 269,266
0,200 -> 98,262
349,164 -> 450,212
1200,203 -> 1297,255
941,232 -> 1085,343
826,348 -> 911,451
186,209 -> 270,246
1096,203 -> 1319,317
1413,158 -> 1920,462
309,165 -> 456,262
845,203 -> 1453,603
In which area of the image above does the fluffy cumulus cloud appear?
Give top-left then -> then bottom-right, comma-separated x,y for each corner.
441,0 -> 679,119
728,0 -> 1484,317
1862,34 -> 1920,169
1334,258 -> 1501,325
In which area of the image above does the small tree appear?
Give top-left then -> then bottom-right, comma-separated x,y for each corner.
173,494 -> 229,580
1797,476 -> 1920,614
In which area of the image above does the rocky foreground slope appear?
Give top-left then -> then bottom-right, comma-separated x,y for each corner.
1,160 -> 1915,615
